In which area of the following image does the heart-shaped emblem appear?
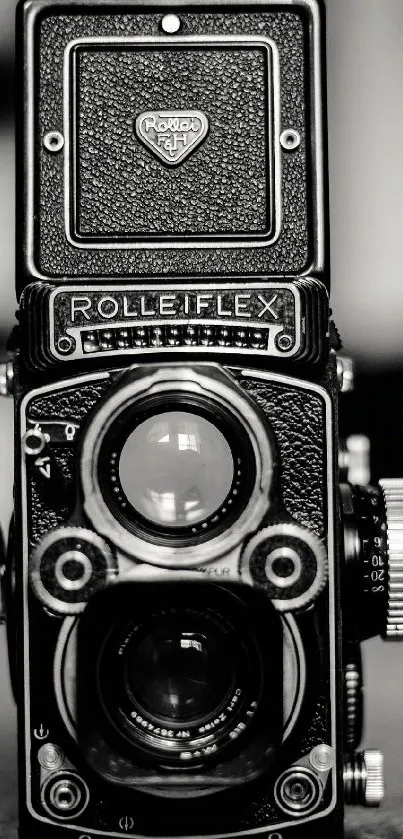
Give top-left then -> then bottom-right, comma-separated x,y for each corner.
135,110 -> 209,166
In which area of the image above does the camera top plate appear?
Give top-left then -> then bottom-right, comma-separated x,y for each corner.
17,0 -> 327,292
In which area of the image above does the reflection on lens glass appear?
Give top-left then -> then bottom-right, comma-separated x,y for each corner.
126,613 -> 235,724
119,411 -> 234,527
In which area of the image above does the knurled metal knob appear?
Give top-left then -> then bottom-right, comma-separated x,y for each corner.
379,479 -> 403,639
0,361 -> 13,397
344,750 -> 384,807
343,645 -> 363,751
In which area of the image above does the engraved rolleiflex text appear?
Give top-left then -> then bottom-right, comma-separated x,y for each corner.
69,292 -> 280,323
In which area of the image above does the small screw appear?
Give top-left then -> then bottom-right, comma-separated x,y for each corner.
280,129 -> 301,151
44,131 -> 64,153
277,334 -> 293,352
38,743 -> 64,771
57,336 -> 75,355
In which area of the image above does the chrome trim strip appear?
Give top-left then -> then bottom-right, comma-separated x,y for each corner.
63,35 -> 281,251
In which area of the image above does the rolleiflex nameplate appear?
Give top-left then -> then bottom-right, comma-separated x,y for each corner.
18,0 -> 326,289
20,280 -> 329,368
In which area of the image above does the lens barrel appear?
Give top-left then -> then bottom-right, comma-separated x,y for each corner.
98,599 -> 264,765
78,583 -> 284,773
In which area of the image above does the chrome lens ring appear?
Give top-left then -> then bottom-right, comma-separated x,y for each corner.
81,366 -> 274,566
97,397 -> 255,545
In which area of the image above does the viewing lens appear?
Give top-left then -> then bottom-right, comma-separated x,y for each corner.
125,612 -> 235,725
118,411 -> 234,527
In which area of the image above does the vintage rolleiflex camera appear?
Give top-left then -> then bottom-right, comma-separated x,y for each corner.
3,0 -> 403,837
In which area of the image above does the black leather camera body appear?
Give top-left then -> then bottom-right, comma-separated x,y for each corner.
6,1 -> 400,838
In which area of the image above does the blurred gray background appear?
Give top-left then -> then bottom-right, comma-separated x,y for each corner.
1,0 -> 403,836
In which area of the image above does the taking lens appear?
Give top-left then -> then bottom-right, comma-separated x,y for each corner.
125,610 -> 236,726
95,587 -> 273,766
118,411 -> 234,528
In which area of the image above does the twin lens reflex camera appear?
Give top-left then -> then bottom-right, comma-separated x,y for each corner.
1,1 -> 402,838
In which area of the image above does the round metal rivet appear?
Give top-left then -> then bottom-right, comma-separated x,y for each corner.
58,336 -> 74,355
43,131 -> 64,153
161,13 -> 181,34
309,743 -> 335,773
54,551 -> 93,592
280,129 -> 301,151
265,547 -> 302,589
38,743 -> 64,771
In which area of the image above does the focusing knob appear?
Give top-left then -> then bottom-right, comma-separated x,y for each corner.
379,479 -> 403,639
344,750 -> 385,807
30,527 -> 117,614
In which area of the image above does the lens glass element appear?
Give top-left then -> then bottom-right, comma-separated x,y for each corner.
89,584 -> 285,769
118,411 -> 234,528
126,612 -> 235,725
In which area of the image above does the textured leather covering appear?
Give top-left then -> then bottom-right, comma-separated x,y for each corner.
26,380 -> 110,545
239,376 -> 327,539
27,380 -> 110,422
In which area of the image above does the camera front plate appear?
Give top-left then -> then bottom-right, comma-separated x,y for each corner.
17,366 -> 340,838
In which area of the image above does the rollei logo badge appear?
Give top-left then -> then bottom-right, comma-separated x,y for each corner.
135,110 -> 209,166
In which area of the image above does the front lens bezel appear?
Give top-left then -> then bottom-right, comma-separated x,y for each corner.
80,367 -> 275,566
